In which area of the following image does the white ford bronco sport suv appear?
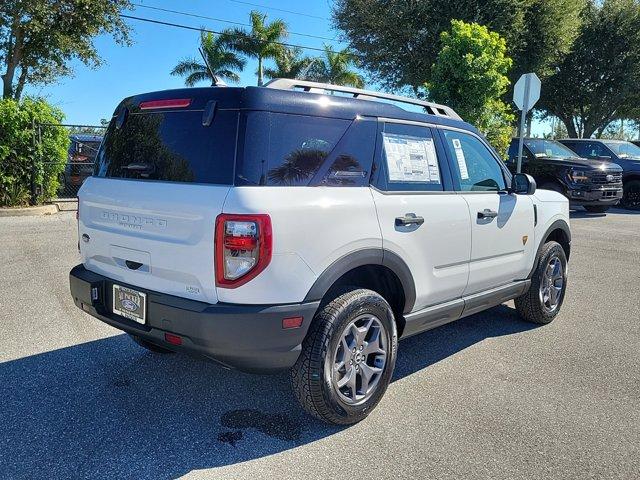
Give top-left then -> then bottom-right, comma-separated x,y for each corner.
70,79 -> 571,424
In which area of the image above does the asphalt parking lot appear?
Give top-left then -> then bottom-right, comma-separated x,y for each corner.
1,209 -> 639,479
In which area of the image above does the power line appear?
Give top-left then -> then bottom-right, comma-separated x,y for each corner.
121,14 -> 329,53
132,3 -> 339,43
226,0 -> 328,21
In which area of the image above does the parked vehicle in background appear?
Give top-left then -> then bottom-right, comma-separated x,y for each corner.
506,138 -> 623,213
559,139 -> 640,210
61,134 -> 103,196
70,80 -> 571,424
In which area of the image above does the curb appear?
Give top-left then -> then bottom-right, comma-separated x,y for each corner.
0,204 -> 59,217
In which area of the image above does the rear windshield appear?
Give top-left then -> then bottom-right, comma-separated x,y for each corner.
95,110 -> 238,184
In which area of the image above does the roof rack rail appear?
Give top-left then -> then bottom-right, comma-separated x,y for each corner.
263,78 -> 462,120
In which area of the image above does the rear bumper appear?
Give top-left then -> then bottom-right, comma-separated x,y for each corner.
568,186 -> 622,206
69,265 -> 319,373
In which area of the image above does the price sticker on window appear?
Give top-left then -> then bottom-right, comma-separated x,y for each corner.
383,134 -> 441,184
452,138 -> 469,180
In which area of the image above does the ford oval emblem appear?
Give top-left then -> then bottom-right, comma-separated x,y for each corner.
121,299 -> 138,312
606,174 -> 614,182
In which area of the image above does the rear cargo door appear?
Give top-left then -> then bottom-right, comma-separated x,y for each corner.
78,96 -> 239,304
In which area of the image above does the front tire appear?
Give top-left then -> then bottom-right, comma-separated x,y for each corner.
621,179 -> 640,210
515,241 -> 568,324
291,288 -> 398,425
584,205 -> 609,214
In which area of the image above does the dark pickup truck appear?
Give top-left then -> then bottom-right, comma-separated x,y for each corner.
559,139 -> 640,210
507,138 -> 623,213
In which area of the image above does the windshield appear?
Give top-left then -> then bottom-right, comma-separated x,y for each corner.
603,141 -> 640,159
524,139 -> 578,159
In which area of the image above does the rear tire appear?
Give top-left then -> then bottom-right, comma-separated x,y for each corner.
584,205 -> 609,214
129,334 -> 174,354
515,241 -> 567,325
621,179 -> 640,210
291,288 -> 398,425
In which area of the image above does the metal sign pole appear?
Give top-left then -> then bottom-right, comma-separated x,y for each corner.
516,76 -> 531,174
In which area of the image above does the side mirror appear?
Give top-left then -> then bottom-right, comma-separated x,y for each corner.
511,173 -> 536,195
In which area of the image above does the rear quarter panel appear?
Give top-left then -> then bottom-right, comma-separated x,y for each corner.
219,187 -> 382,304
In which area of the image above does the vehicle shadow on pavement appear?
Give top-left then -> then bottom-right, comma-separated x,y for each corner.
570,208 -> 640,218
0,304 -> 536,479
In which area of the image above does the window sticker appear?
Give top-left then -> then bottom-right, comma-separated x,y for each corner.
383,133 -> 441,183
452,138 -> 470,180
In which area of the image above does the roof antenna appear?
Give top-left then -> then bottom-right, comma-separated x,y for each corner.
199,46 -> 227,87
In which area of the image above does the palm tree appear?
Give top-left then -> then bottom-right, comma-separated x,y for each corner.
171,31 -> 245,86
307,45 -> 365,88
264,48 -> 315,81
223,11 -> 288,86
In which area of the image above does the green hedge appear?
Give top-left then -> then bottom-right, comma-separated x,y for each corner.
0,98 -> 70,207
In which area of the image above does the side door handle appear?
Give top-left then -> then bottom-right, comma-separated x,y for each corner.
395,214 -> 424,227
477,209 -> 498,219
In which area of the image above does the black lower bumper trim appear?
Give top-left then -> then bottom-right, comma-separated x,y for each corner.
69,265 -> 319,373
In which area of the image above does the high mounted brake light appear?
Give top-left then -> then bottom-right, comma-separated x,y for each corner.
139,98 -> 191,110
215,214 -> 272,288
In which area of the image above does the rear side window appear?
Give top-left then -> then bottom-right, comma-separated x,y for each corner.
376,122 -> 444,192
236,112 -> 351,186
566,141 -> 609,159
95,110 -> 238,184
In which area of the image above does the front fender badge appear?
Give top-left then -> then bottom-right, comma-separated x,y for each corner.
522,235 -> 528,245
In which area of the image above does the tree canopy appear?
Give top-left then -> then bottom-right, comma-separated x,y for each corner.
539,0 -> 640,138
428,20 -> 514,154
0,0 -> 132,99
171,31 -> 245,86
223,10 -> 288,86
264,47 -> 314,81
307,45 -> 364,88
333,0 -> 584,91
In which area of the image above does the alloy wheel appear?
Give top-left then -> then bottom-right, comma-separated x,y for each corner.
539,255 -> 564,313
330,314 -> 388,405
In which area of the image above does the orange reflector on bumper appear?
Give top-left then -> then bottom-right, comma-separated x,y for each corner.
164,333 -> 182,345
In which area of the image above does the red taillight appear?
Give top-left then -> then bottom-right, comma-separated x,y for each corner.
215,214 -> 272,288
139,98 -> 191,110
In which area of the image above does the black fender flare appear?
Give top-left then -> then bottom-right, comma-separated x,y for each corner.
527,218 -> 571,279
303,248 -> 416,314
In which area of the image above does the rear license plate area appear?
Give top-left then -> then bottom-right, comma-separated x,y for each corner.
112,284 -> 147,324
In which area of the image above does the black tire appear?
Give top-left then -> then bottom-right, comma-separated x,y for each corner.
128,334 -> 174,354
515,241 -> 567,325
291,288 -> 398,425
621,179 -> 640,210
584,205 -> 609,214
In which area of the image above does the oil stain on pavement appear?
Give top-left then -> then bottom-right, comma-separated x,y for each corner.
218,409 -> 304,446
